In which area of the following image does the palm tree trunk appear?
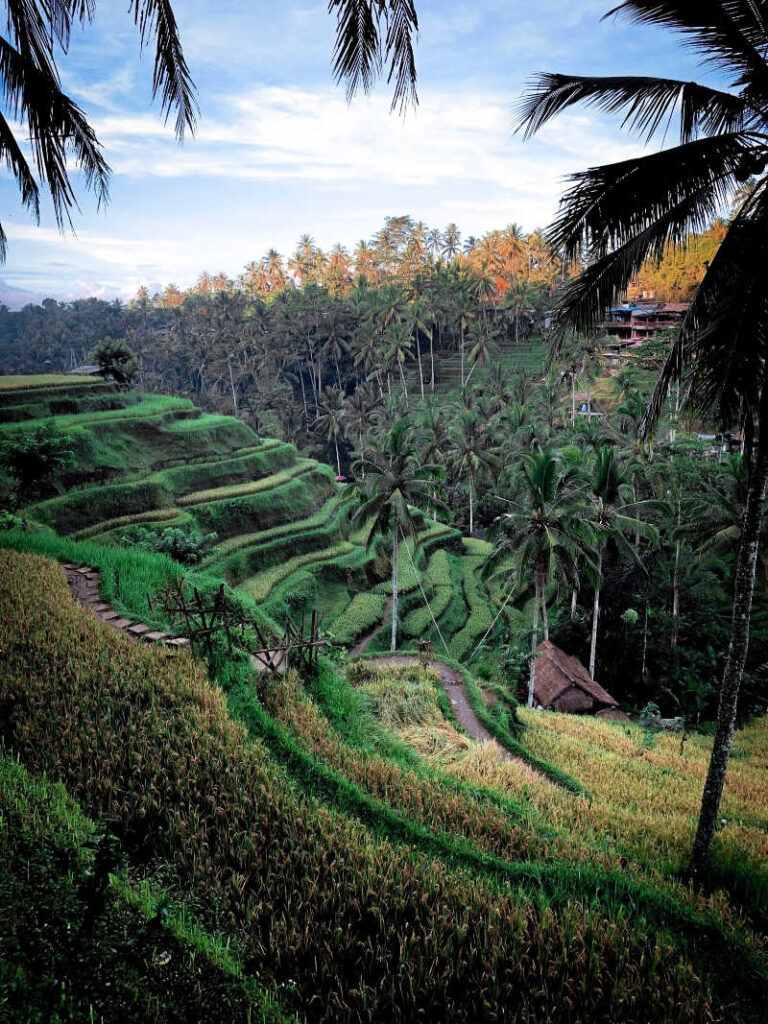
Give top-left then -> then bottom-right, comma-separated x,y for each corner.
415,334 -> 425,400
528,574 -> 540,708
227,358 -> 238,416
641,600 -> 649,682
468,474 -> 473,535
589,551 -> 602,679
397,358 -> 410,410
571,587 -> 578,620
690,410 -> 768,876
540,573 -> 549,642
672,502 -> 682,649
571,374 -> 576,427
391,515 -> 399,652
430,331 -> 435,393
334,435 -> 341,478
460,325 -> 465,388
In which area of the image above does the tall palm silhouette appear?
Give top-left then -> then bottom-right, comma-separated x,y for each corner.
354,419 -> 442,650
517,0 -> 768,875
488,451 -> 591,707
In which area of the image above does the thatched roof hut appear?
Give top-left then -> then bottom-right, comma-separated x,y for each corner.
533,641 -> 627,718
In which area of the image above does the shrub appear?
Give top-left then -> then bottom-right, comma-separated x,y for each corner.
1,421 -> 75,499
90,337 -> 139,384
122,524 -> 218,565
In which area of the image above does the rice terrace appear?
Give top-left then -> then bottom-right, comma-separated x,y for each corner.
0,1 -> 767,1022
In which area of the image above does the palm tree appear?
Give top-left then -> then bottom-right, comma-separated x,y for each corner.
315,386 -> 345,477
488,450 -> 591,707
505,279 -> 539,345
517,0 -> 768,876
442,223 -> 462,261
581,446 -> 657,679
448,409 -> 501,535
354,420 -> 442,650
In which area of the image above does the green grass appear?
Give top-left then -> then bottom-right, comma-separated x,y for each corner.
205,495 -> 346,563
240,542 -> 355,603
402,549 -> 454,637
72,506 -> 183,541
0,393 -> 196,435
0,373 -> 108,392
449,547 -> 497,662
0,525 -> 279,637
178,458 -> 314,507
190,466 -> 337,539
327,592 -> 388,645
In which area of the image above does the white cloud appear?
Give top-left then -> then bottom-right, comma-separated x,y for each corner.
91,85 -> 644,205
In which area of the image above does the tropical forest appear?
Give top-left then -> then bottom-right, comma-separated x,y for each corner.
0,2 -> 766,1023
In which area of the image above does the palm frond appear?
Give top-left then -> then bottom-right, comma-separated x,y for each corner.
0,37 -> 110,232
606,1 -> 768,97
544,135 -> 764,345
129,0 -> 198,138
0,108 -> 39,225
550,132 -> 758,260
383,0 -> 418,112
517,73 -> 747,144
644,180 -> 768,437
329,0 -> 418,111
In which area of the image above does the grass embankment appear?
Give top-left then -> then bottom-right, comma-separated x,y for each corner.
3,551 -> 764,1023
518,708 -> 768,917
0,526 -> 279,638
0,753 -> 293,1024
26,440 -> 305,536
0,373 -> 108,392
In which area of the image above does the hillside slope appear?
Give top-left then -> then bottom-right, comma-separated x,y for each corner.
1,550 -> 765,1023
1,377 -> 510,656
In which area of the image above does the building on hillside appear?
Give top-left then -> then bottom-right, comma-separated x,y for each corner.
601,301 -> 689,341
572,393 -> 605,419
66,365 -> 101,376
533,640 -> 628,719
603,336 -> 643,368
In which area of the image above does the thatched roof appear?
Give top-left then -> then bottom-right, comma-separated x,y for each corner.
533,641 -> 620,713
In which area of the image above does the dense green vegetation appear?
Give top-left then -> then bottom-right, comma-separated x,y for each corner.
1,551 -> 765,1023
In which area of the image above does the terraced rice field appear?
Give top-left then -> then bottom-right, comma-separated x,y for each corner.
1,379 -> 517,661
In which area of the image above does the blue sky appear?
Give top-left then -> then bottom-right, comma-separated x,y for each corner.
0,0 -> 706,303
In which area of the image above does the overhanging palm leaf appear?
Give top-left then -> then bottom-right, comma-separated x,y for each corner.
0,0 -> 198,260
518,74 -> 749,144
329,0 -> 418,112
646,180 -> 768,434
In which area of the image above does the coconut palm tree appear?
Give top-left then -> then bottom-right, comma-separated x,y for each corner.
315,386 -> 345,477
441,223 -> 462,261
581,446 -> 658,679
488,450 -> 592,707
517,0 -> 768,876
354,419 -> 442,650
448,409 -> 501,535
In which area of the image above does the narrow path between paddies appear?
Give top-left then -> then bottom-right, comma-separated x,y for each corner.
354,652 -> 531,771
349,597 -> 393,655
62,564 -> 190,651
